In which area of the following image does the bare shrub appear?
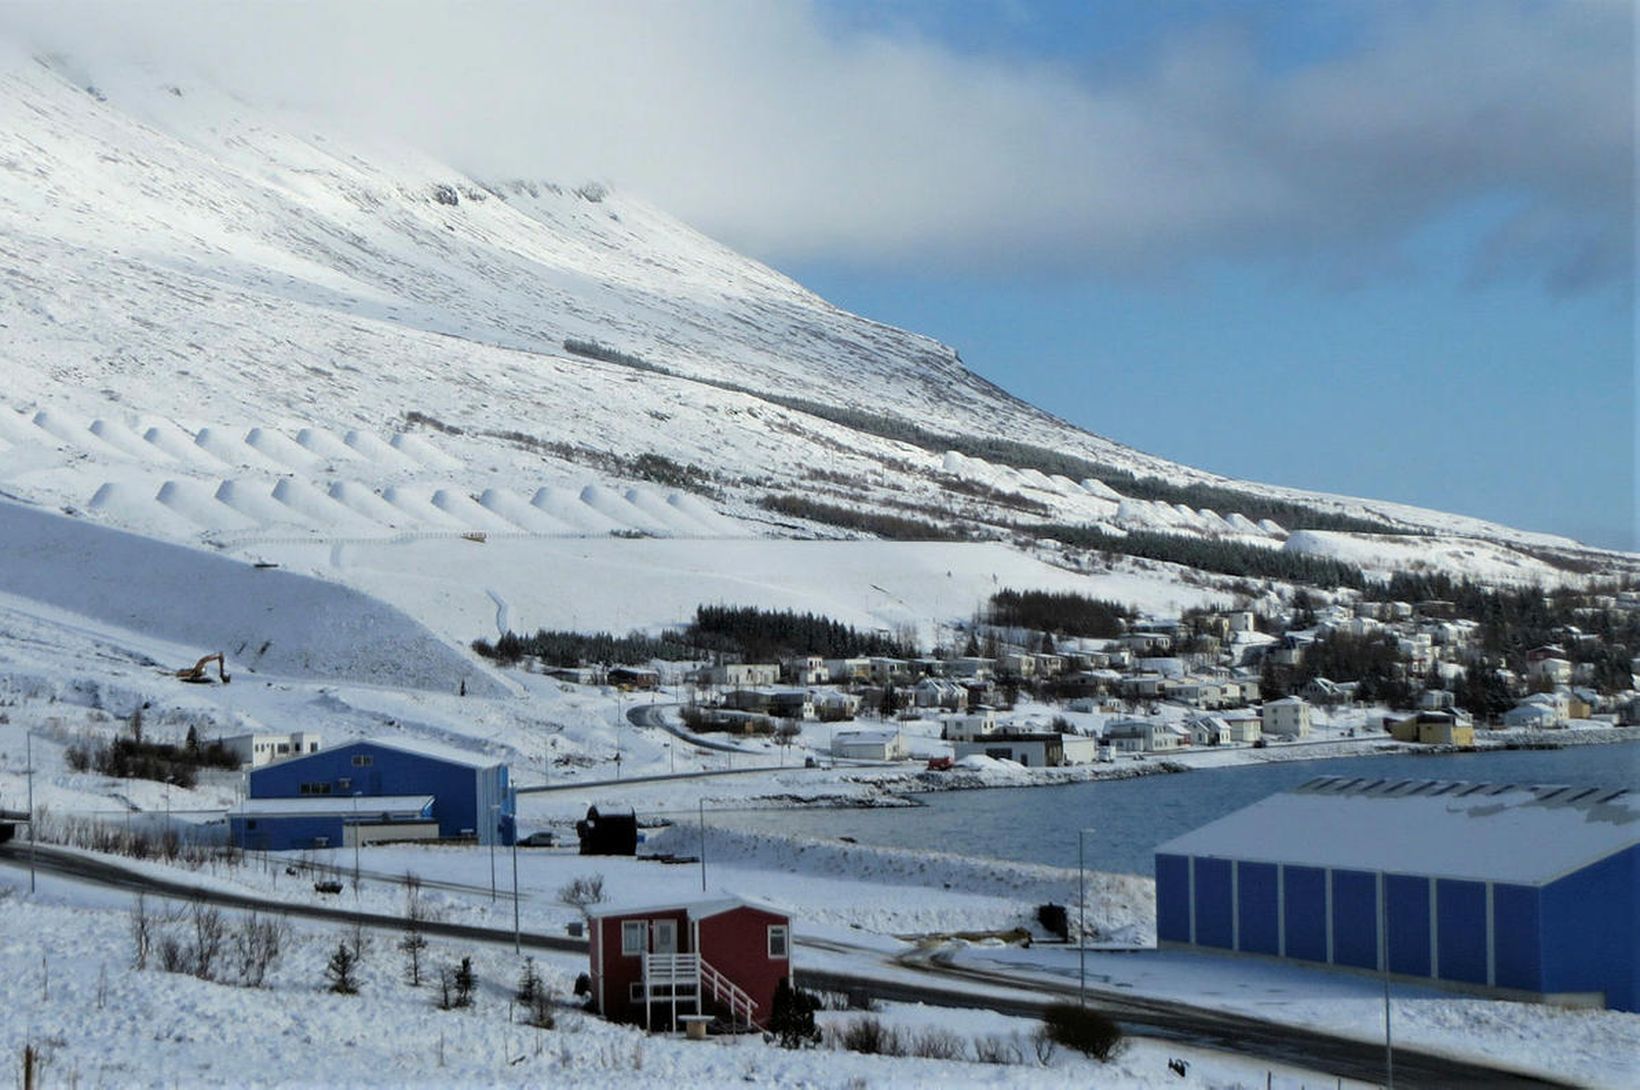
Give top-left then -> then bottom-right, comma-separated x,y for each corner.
831,1017 -> 905,1056
908,1027 -> 965,1061
157,934 -> 187,974
189,902 -> 226,980
1032,1028 -> 1058,1066
558,874 -> 606,917
973,1034 -> 1023,1065
129,894 -> 152,970
231,913 -> 288,988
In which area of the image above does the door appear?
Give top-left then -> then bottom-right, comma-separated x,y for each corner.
653,919 -> 677,955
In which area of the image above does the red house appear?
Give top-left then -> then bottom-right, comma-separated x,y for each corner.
588,897 -> 792,1031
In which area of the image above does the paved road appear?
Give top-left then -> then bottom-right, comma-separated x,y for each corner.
0,843 -> 1571,1089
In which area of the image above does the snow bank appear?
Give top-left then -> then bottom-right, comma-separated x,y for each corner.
0,500 -> 499,694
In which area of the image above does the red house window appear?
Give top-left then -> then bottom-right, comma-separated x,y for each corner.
621,920 -> 646,956
767,925 -> 789,959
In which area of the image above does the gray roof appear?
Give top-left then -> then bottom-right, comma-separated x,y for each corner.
1155,776 -> 1638,886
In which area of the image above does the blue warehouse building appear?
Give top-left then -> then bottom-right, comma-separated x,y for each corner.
1154,776 -> 1638,1012
231,736 -> 512,851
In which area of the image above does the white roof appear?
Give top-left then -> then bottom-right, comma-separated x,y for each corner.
590,895 -> 785,921
1156,776 -> 1638,886
232,794 -> 433,817
834,729 -> 899,745
356,735 -> 503,769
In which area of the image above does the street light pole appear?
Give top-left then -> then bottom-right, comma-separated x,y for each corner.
26,730 -> 36,894
488,803 -> 499,903
699,797 -> 707,892
352,791 -> 361,901
1078,826 -> 1096,1007
510,790 -> 520,954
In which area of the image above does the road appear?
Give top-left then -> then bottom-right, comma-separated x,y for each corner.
0,842 -> 1572,1089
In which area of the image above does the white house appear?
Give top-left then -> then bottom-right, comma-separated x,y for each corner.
1222,712 -> 1262,744
1501,703 -> 1561,729
1261,696 -> 1312,739
941,708 -> 999,742
1103,718 -> 1179,753
784,656 -> 829,685
912,677 -> 968,711
830,729 -> 907,761
221,731 -> 322,768
1226,610 -> 1256,633
1187,715 -> 1231,747
1527,657 -> 1574,686
713,663 -> 780,688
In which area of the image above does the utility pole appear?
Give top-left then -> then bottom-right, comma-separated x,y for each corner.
510,790 -> 520,954
1381,875 -> 1394,1089
698,797 -> 707,892
488,803 -> 499,903
352,792 -> 362,901
1078,826 -> 1087,1006
26,730 -> 36,894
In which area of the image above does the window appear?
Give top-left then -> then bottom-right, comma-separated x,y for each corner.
299,782 -> 332,796
622,920 -> 646,957
246,820 -> 258,830
352,754 -> 373,767
276,743 -> 289,754
629,982 -> 647,1001
337,778 -> 351,791
767,925 -> 789,959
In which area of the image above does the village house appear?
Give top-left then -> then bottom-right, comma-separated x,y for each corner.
1187,715 -> 1231,747
953,730 -> 1099,767
1261,695 -> 1313,739
1221,711 -> 1262,744
766,689 -> 815,720
912,677 -> 968,712
946,656 -> 996,680
608,666 -> 660,691
712,663 -> 780,688
823,657 -> 873,683
1162,678 -> 1224,709
1388,710 -> 1475,746
587,897 -> 792,1031
220,730 -> 321,769
782,656 -> 829,685
811,689 -> 861,721
830,728 -> 908,761
940,707 -> 999,742
1103,718 -> 1180,753
1527,657 -> 1574,687
999,651 -> 1037,678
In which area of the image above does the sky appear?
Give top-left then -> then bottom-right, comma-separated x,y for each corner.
4,1 -> 1635,549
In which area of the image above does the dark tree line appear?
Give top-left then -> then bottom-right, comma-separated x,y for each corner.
984,589 -> 1133,638
474,605 -> 915,667
1042,524 -> 1368,590
759,494 -> 969,541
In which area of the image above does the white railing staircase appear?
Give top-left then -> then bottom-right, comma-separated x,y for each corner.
641,952 -> 758,1030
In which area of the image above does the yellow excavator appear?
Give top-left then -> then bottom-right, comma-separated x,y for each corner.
176,652 -> 230,684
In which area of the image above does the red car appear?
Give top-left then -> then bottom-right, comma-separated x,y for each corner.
925,757 -> 954,771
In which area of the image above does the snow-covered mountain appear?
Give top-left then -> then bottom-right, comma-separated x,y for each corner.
0,45 -> 1631,624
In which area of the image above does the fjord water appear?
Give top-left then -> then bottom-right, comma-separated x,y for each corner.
716,743 -> 1639,875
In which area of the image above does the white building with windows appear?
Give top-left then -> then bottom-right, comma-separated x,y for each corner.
221,730 -> 322,768
1261,696 -> 1313,738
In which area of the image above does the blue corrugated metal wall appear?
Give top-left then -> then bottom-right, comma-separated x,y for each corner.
231,813 -> 345,851
1331,869 -> 1378,969
1539,845 -> 1637,1012
1385,874 -> 1432,977
1436,878 -> 1488,984
1236,861 -> 1279,955
1155,854 -> 1190,943
1283,865 -> 1327,962
249,742 -> 512,846
1194,858 -> 1234,949
1155,842 -> 1635,1012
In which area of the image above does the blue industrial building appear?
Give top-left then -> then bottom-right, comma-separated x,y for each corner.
230,737 -> 512,851
1155,776 -> 1638,1012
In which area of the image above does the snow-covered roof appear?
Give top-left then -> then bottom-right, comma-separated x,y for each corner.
834,729 -> 899,745
589,895 -> 786,921
231,795 -> 433,817
1156,776 -> 1638,886
355,735 -> 504,769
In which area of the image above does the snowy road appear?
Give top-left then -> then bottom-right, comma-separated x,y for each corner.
0,842 -> 1573,1089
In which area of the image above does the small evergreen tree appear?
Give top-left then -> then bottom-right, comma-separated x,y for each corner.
768,978 -> 820,1049
453,956 -> 475,1008
325,941 -> 359,995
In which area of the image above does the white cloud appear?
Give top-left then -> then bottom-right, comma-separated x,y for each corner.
3,0 -> 1631,287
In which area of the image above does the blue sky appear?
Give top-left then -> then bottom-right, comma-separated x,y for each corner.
783,1 -> 1637,550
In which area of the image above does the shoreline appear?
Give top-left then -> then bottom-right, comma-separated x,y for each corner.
723,725 -> 1640,812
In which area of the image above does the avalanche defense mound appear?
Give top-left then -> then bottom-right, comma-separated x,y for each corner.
0,500 -> 500,695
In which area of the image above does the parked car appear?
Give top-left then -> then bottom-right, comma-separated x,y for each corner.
516,831 -> 557,848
